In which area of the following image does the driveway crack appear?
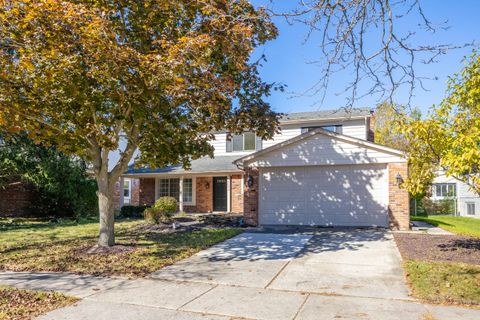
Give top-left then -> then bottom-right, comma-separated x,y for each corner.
264,259 -> 291,289
176,284 -> 218,311
292,293 -> 310,320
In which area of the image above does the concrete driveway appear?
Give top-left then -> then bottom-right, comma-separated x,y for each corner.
7,229 -> 478,320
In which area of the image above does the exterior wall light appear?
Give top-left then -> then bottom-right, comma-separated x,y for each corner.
247,175 -> 254,188
395,173 -> 403,186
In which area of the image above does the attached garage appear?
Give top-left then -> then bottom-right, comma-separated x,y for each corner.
259,164 -> 388,227
236,129 -> 409,228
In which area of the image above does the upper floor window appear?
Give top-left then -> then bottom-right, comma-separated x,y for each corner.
226,132 -> 258,152
301,125 -> 343,134
433,183 -> 456,198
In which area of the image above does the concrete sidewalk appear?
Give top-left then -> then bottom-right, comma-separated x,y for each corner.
1,230 -> 479,320
411,220 -> 454,235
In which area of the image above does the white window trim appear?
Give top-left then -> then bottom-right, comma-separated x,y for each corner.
232,133 -> 256,152
155,177 -> 196,206
466,202 -> 476,216
432,183 -> 457,200
123,179 -> 131,204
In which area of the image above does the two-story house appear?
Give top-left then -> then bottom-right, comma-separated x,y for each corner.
120,107 -> 410,230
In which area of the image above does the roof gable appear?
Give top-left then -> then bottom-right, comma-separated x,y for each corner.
235,128 -> 405,167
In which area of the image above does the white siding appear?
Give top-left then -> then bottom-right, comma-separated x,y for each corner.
247,133 -> 404,168
259,164 -> 388,226
341,119 -> 368,140
211,118 -> 369,156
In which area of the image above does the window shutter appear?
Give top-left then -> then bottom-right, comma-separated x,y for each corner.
256,136 -> 263,151
226,134 -> 233,152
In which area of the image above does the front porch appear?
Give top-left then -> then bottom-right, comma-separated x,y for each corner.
124,173 -> 246,214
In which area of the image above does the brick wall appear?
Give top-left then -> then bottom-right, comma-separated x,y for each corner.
0,180 -> 39,217
388,162 -> 410,230
243,168 -> 259,225
231,174 -> 244,213
113,178 -> 141,209
195,177 -> 213,213
139,178 -> 156,206
131,179 -> 140,205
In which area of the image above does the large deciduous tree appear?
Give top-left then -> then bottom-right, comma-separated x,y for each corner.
0,0 -> 280,246
399,52 -> 480,197
373,101 -> 421,151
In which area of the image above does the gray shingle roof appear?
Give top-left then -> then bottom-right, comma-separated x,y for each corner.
124,155 -> 241,175
280,107 -> 372,122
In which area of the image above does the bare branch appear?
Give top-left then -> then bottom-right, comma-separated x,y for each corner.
268,0 -> 472,108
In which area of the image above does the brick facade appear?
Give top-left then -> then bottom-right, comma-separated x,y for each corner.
195,177 -> 213,213
113,178 -> 140,209
231,174 -> 244,213
139,178 -> 156,206
388,162 -> 410,230
243,168 -> 259,225
0,179 -> 39,217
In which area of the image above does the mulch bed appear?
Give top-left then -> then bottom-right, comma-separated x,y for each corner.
394,233 -> 480,265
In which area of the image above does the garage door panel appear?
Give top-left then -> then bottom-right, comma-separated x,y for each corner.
259,165 -> 388,227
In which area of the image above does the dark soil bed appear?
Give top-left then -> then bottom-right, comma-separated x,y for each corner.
394,233 -> 480,265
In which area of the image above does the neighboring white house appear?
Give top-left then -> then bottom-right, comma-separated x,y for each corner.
431,172 -> 480,218
122,107 -> 410,230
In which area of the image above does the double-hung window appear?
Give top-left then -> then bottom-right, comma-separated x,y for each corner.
157,178 -> 194,204
467,203 -> 476,216
227,132 -> 258,152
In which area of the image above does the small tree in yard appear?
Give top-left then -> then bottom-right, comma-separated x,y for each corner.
398,52 -> 480,198
0,0 -> 279,246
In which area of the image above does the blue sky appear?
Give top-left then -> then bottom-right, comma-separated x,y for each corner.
251,0 -> 480,115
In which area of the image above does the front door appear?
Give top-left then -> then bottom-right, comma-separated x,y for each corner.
213,177 -> 228,212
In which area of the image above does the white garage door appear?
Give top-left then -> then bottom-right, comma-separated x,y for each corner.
259,164 -> 389,227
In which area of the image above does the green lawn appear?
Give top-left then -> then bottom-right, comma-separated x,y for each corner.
412,215 -> 480,238
0,218 -> 242,277
405,260 -> 480,306
0,285 -> 78,320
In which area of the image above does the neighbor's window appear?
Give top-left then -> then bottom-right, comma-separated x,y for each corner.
433,183 -> 456,198
158,178 -> 193,203
229,132 -> 256,152
301,125 -> 343,134
467,203 -> 476,216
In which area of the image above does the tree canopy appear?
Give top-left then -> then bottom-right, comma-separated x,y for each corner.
0,134 -> 97,217
399,52 -> 480,197
374,102 -> 421,152
0,0 -> 280,246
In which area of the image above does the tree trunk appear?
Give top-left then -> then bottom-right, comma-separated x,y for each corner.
97,171 -> 115,247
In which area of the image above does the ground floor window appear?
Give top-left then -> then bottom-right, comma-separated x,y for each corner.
467,203 -> 476,215
123,179 -> 131,204
432,183 -> 456,198
157,178 -> 194,204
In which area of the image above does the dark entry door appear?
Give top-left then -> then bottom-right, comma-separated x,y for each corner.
213,177 -> 228,212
